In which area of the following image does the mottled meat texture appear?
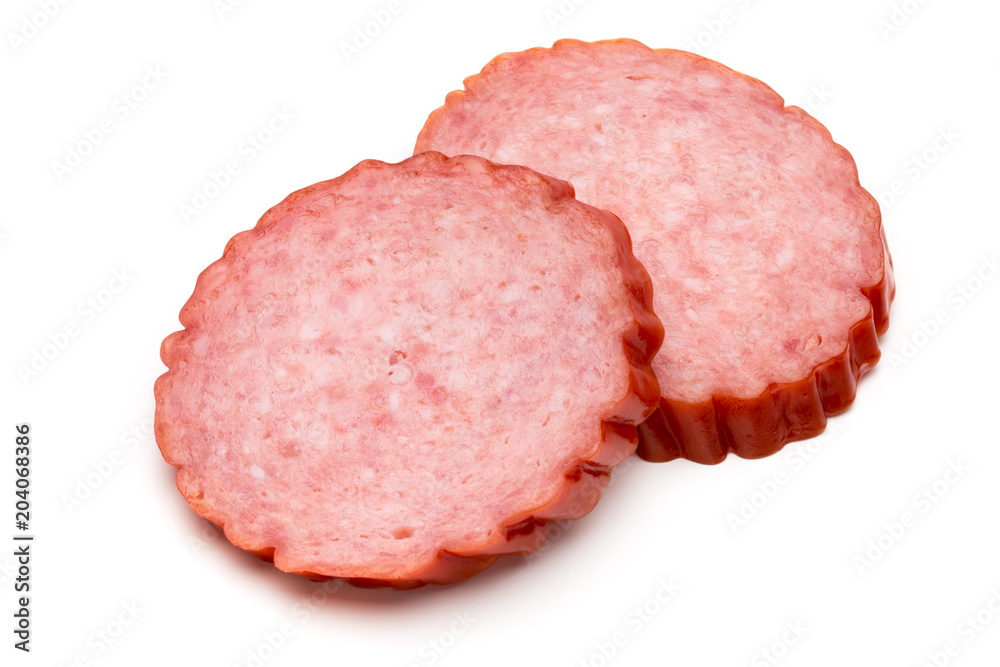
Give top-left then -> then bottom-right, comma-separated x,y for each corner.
155,152 -> 662,586
415,39 -> 893,463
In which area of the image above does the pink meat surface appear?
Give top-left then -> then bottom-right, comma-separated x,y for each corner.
415,39 -> 894,464
155,152 -> 662,586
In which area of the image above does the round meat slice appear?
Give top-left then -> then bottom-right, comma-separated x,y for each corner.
154,152 -> 662,588
415,39 -> 894,465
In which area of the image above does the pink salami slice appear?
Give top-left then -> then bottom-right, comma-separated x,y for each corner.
155,152 -> 662,587
415,39 -> 894,464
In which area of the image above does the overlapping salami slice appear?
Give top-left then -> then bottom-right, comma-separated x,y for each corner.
415,39 -> 894,464
154,152 -> 662,587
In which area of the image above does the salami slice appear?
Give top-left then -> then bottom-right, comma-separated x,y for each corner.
415,39 -> 894,464
154,152 -> 662,587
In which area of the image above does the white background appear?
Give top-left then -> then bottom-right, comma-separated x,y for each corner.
2,1 -> 999,665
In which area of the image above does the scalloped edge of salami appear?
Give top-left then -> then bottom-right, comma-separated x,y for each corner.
154,152 -> 664,587
637,226 -> 894,464
414,39 -> 896,466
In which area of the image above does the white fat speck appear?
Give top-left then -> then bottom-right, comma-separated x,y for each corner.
498,282 -> 523,303
374,324 -> 396,343
215,447 -> 228,457
388,363 -> 412,385
345,293 -> 369,317
421,281 -> 451,312
549,387 -> 571,412
192,335 -> 209,355
247,392 -> 272,413
249,464 -> 267,479
776,246 -> 795,267
298,322 -> 324,340
683,276 -> 704,291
